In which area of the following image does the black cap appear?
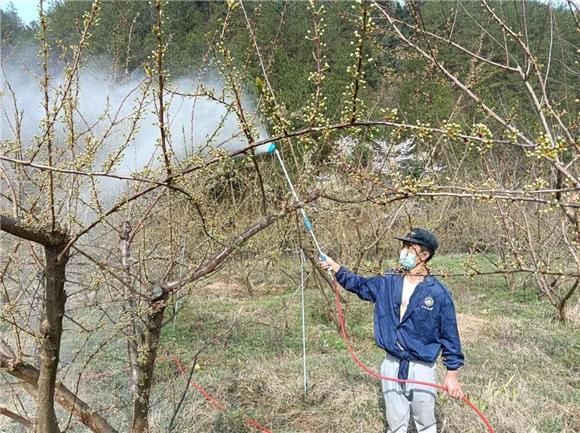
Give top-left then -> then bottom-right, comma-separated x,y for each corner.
394,228 -> 438,256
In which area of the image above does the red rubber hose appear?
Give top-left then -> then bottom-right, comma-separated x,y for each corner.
166,355 -> 274,433
161,277 -> 495,433
330,279 -> 495,433
84,357 -> 273,432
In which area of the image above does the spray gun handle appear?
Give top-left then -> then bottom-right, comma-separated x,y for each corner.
318,253 -> 334,277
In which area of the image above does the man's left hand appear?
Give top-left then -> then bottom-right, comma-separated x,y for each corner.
444,370 -> 464,399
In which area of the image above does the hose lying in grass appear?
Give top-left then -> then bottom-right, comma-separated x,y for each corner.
167,355 -> 274,433
165,276 -> 495,433
84,357 -> 274,432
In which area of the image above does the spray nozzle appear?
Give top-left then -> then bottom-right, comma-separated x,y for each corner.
266,143 -> 277,153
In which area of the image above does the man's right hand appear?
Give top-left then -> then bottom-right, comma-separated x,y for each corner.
319,255 -> 340,273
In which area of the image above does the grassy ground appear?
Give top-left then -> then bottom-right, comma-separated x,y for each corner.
145,254 -> 579,433
16,254 -> 573,433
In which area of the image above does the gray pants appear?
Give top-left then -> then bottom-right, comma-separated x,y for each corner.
381,354 -> 437,433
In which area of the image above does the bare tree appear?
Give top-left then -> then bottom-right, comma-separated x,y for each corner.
0,1 -> 316,431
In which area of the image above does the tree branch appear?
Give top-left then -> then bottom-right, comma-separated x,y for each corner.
0,214 -> 66,246
165,193 -> 320,292
0,352 -> 118,433
0,407 -> 34,431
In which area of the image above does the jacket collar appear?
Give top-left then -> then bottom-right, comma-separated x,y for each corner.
399,275 -> 436,324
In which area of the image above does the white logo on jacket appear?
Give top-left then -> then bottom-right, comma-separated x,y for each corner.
421,297 -> 434,311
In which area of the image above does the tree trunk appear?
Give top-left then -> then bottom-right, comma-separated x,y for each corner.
31,275 -> 43,369
121,219 -> 164,433
0,349 -> 118,433
121,221 -> 141,396
130,294 -> 168,433
35,244 -> 69,433
556,280 -> 578,323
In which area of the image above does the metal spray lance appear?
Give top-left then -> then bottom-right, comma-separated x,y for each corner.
266,142 -> 331,398
266,143 -> 330,266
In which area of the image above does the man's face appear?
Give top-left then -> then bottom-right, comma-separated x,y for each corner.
401,242 -> 429,265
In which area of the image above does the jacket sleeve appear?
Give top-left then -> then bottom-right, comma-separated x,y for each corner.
439,293 -> 465,370
335,266 -> 381,303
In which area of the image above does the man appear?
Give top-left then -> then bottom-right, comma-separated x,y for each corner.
319,228 -> 464,433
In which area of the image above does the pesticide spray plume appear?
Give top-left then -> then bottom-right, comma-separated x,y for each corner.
0,53 -> 270,204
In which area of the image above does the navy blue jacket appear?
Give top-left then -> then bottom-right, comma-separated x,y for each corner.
336,266 -> 464,378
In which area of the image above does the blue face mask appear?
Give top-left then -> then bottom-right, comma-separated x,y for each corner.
398,249 -> 417,270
